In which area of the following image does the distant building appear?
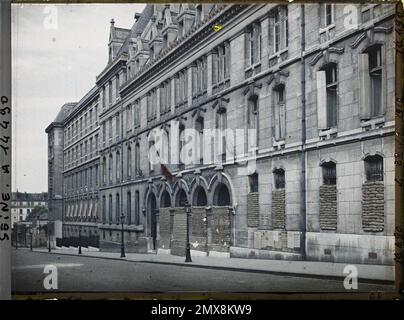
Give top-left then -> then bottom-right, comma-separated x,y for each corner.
11,192 -> 48,226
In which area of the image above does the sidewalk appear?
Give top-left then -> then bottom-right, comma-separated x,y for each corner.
33,247 -> 394,283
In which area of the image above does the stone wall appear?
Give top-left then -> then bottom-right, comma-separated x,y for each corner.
191,207 -> 207,252
319,185 -> 337,231
362,182 -> 385,232
158,208 -> 171,250
271,190 -> 285,230
210,206 -> 231,253
171,208 -> 186,256
253,230 -> 302,254
247,192 -> 259,227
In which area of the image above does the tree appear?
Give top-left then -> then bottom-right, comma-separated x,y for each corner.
26,205 -> 48,221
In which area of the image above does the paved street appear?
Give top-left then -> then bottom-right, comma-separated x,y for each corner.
11,249 -> 395,293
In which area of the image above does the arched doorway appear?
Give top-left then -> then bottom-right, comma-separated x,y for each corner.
213,183 -> 231,206
193,186 -> 208,207
211,182 -> 232,254
161,190 -> 171,208
192,186 -> 208,253
147,192 -> 157,250
175,188 -> 188,207
159,190 -> 172,251
171,187 -> 188,256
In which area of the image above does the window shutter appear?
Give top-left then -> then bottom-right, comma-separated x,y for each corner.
316,70 -> 327,129
359,53 -> 371,120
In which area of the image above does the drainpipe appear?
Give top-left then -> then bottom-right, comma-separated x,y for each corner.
300,4 -> 307,260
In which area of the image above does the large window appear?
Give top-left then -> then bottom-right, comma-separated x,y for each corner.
323,3 -> 334,27
274,168 -> 285,189
147,90 -> 157,121
127,192 -> 131,225
178,124 -> 185,167
245,22 -> 261,66
322,162 -> 336,185
195,117 -> 204,163
135,142 -> 140,175
108,194 -> 112,224
274,84 -> 286,140
135,191 -> 140,225
116,151 -> 120,182
134,102 -> 140,128
369,46 -> 382,117
193,57 -> 208,95
272,6 -> 288,53
116,114 -> 120,139
102,196 -> 106,223
365,155 -> 383,182
108,118 -> 112,139
175,70 -> 188,105
216,108 -> 227,161
249,173 -> 259,193
126,105 -> 132,132
109,154 -> 113,183
325,64 -> 338,128
316,63 -> 338,129
116,193 -> 120,224
127,146 -> 132,178
108,80 -> 112,105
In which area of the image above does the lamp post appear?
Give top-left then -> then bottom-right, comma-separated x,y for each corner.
120,213 -> 126,258
15,224 -> 18,250
29,229 -> 33,251
185,200 -> 192,263
47,222 -> 52,253
78,225 -> 82,254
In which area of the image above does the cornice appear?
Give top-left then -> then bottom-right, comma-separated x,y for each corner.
120,5 -> 247,97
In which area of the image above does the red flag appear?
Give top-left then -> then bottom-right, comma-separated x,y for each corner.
160,163 -> 173,181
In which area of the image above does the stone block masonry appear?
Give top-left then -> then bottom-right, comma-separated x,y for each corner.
171,208 -> 187,256
191,207 -> 208,252
158,208 -> 171,250
247,192 -> 259,227
362,182 -> 385,232
272,190 -> 286,230
319,185 -> 337,231
210,206 -> 231,253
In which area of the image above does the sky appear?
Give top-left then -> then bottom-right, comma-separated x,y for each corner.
12,3 -> 146,193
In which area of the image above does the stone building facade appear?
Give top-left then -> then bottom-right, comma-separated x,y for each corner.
11,192 -> 48,225
47,3 -> 396,265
